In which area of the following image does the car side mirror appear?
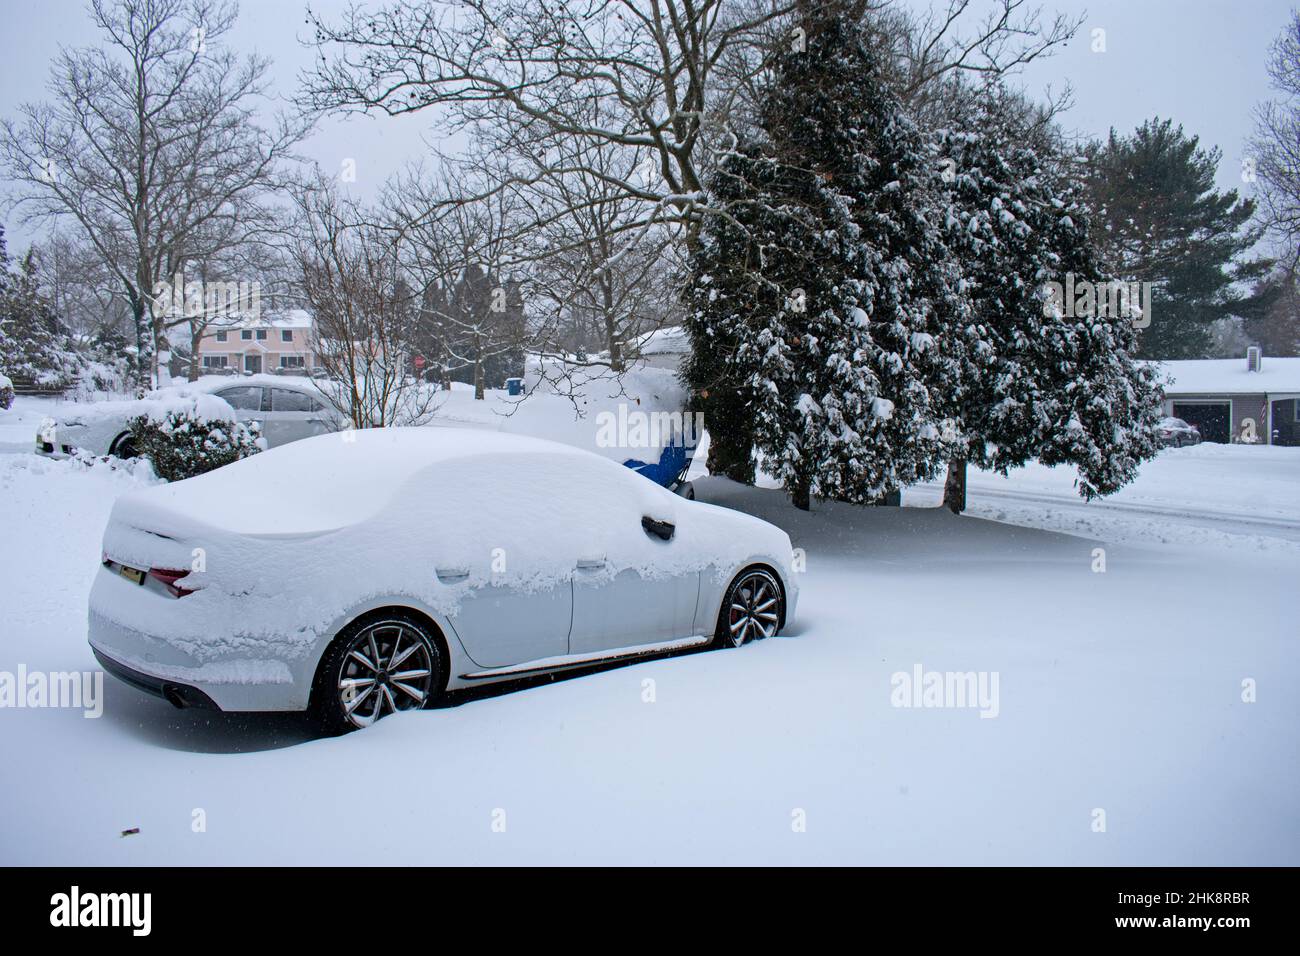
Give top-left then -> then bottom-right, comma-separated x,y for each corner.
641,516 -> 675,541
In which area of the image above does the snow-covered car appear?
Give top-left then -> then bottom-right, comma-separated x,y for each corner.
36,374 -> 342,459
1156,416 -> 1201,447
88,428 -> 797,731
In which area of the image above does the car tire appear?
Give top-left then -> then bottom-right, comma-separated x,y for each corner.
311,612 -> 443,734
714,568 -> 784,649
111,434 -> 139,459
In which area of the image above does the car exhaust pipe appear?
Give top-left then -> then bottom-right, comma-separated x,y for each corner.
162,685 -> 187,709
159,682 -> 220,711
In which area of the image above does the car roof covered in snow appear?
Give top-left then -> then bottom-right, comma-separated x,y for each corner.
1151,357 -> 1300,395
631,325 -> 691,356
192,374 -> 321,392
115,427 -> 630,537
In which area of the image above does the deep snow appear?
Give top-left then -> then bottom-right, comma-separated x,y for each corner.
0,441 -> 1296,864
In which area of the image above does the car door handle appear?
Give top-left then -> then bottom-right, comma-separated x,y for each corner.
435,567 -> 469,582
576,557 -> 606,570
641,516 -> 675,541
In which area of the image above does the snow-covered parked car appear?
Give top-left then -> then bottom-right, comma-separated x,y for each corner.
36,374 -> 342,459
1156,416 -> 1201,448
89,428 -> 797,731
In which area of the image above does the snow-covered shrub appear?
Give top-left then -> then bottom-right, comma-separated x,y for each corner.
0,372 -> 13,411
68,357 -> 132,402
126,392 -> 262,481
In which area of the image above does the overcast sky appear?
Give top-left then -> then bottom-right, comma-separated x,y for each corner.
0,0 -> 1294,251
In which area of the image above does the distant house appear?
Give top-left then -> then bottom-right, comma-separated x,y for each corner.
1153,349 -> 1300,445
197,310 -> 317,375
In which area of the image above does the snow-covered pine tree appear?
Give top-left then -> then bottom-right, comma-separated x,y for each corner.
685,1 -> 964,509
1032,179 -> 1166,499
0,228 -> 81,389
932,89 -> 1163,511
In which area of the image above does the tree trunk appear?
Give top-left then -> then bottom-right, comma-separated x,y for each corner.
790,469 -> 811,512
601,274 -> 623,372
130,294 -> 149,388
473,357 -> 485,400
188,324 -> 202,381
151,311 -> 170,387
605,315 -> 623,371
943,457 -> 967,514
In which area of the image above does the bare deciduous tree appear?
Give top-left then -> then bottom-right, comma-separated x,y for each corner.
389,165 -> 530,400
1251,11 -> 1300,269
291,176 -> 435,428
304,0 -> 800,244
1,0 -> 308,386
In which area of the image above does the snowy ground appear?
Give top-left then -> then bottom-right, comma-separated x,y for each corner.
906,444 -> 1300,553
0,427 -> 1296,864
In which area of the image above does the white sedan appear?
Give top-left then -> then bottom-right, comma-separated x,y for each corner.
37,375 -> 342,459
88,428 -> 797,732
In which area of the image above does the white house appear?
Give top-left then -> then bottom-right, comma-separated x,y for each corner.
197,310 -> 318,375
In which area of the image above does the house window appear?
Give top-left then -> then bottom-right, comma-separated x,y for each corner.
241,330 -> 252,341
279,355 -> 306,368
201,355 -> 228,369
281,329 -> 293,343
215,331 -> 227,343
1294,399 -> 1300,423
255,329 -> 268,341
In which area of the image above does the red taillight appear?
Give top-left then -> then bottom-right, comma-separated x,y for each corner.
147,567 -> 194,598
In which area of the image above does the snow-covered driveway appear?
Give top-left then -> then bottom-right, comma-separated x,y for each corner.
0,448 -> 1296,864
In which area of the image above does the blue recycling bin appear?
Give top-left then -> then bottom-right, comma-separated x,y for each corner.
506,377 -> 524,396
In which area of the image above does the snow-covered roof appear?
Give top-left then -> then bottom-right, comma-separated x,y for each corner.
213,308 -> 313,329
1150,357 -> 1300,396
632,325 -> 690,356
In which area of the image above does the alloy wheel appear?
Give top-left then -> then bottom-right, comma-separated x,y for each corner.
336,621 -> 435,728
725,571 -> 781,647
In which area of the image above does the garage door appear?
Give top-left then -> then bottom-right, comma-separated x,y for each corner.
1173,402 -> 1231,443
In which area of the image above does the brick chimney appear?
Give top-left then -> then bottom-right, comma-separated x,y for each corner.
1247,346 -> 1262,372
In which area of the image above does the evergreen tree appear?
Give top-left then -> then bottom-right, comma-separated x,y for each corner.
1083,118 -> 1271,359
932,92 -> 1164,510
0,227 -> 80,388
685,2 -> 964,509
681,317 -> 758,483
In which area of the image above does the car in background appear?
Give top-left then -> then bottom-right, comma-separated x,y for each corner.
1156,416 -> 1201,448
88,428 -> 797,732
36,375 -> 344,459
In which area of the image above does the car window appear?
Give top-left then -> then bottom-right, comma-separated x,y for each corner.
216,386 -> 265,412
271,388 -> 312,412
308,397 -> 328,413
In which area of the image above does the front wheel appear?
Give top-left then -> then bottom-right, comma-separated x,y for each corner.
714,568 -> 783,648
312,614 -> 442,733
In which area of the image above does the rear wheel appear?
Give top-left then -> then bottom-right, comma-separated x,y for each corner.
111,434 -> 139,459
312,613 -> 442,734
714,568 -> 783,649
